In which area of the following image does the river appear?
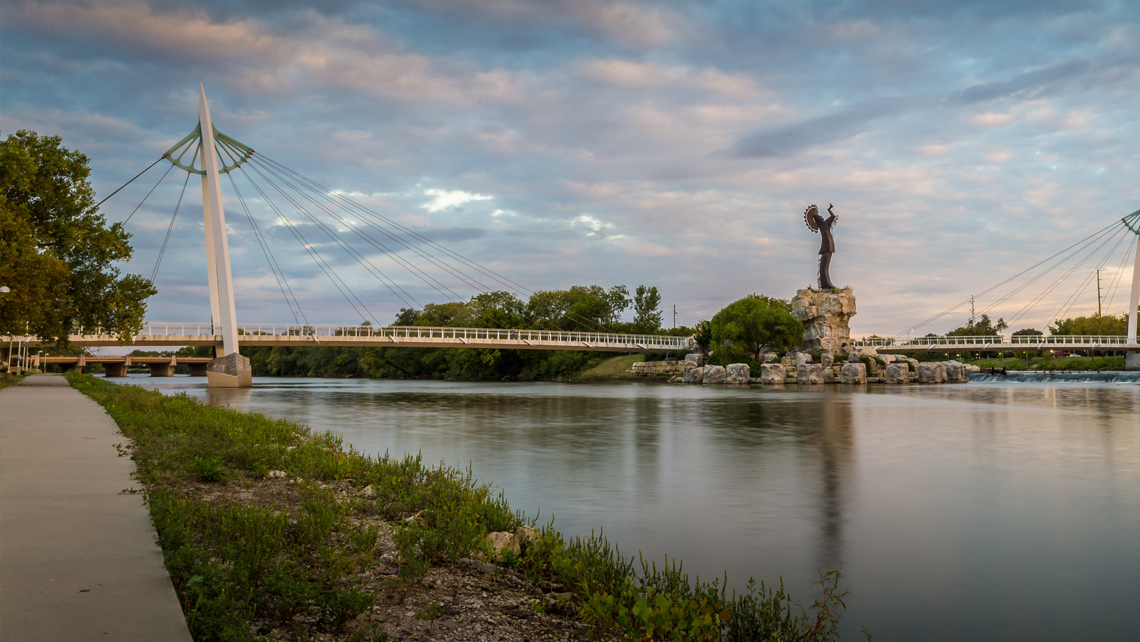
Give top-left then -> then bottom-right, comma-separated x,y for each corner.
128,375 -> 1140,641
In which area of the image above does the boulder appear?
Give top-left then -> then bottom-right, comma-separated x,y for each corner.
760,363 -> 786,384
703,365 -> 726,384
781,355 -> 796,369
790,288 -> 857,353
822,366 -> 836,383
945,363 -> 968,383
840,362 -> 867,384
682,366 -> 704,384
485,531 -> 520,561
515,525 -> 538,546
684,353 -> 704,368
798,363 -> 824,384
883,363 -> 909,384
964,364 -> 981,374
794,352 -> 812,367
848,352 -> 862,363
764,353 -> 780,363
821,352 -> 834,368
725,363 -> 751,384
917,362 -> 947,384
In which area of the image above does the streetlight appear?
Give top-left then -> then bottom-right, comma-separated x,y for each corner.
1,286 -> 11,376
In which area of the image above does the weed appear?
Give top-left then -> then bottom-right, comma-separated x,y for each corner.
416,600 -> 449,620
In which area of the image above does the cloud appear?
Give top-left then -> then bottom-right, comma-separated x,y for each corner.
952,59 -> 1091,104
420,188 -> 493,212
720,97 -> 914,158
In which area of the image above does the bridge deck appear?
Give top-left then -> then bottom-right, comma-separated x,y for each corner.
4,324 -> 695,353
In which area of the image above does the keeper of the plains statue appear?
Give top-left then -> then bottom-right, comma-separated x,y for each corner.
804,203 -> 839,289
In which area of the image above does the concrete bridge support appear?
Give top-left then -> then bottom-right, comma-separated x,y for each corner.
148,361 -> 175,377
102,361 -> 128,378
187,362 -> 208,377
1126,352 -> 1140,372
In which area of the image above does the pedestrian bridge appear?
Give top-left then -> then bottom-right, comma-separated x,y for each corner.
851,334 -> 1138,354
6,323 -> 696,354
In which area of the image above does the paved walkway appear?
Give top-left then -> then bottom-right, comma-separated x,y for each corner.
1,375 -> 192,641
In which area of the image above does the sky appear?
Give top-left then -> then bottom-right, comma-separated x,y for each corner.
3,0 -> 1139,338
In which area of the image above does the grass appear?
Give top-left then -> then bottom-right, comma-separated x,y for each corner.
67,371 -> 860,641
573,354 -> 647,382
965,355 -> 1126,371
0,373 -> 25,391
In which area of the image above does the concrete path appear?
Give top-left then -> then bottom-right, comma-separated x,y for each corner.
1,375 -> 192,642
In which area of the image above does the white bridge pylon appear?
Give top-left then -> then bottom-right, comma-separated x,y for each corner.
198,85 -> 240,359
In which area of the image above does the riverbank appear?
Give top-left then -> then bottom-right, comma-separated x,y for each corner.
65,372 -> 853,641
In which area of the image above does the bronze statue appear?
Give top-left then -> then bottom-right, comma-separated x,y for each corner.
804,203 -> 838,289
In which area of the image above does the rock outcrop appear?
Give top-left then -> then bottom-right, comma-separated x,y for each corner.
790,288 -> 857,353
797,363 -> 824,384
725,363 -> 750,384
840,362 -> 867,384
760,363 -> 786,384
883,363 -> 909,384
683,366 -> 704,384
702,365 -> 726,384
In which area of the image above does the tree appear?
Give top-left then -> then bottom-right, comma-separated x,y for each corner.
708,295 -> 804,364
1012,328 -> 1043,336
1,130 -> 156,345
632,285 -> 662,334
1050,313 -> 1127,336
947,314 -> 1006,336
526,285 -> 630,331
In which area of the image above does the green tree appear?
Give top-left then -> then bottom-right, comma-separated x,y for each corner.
631,285 -> 663,334
0,130 -> 156,345
1050,313 -> 1127,335
708,295 -> 804,364
1012,328 -> 1043,336
947,314 -> 1006,336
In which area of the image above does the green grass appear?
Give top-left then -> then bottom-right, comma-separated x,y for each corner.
67,372 -> 859,641
966,355 -> 1125,371
573,354 -> 646,382
0,373 -> 25,391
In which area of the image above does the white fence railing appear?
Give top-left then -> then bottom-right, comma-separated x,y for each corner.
851,335 -> 1131,348
36,323 -> 696,351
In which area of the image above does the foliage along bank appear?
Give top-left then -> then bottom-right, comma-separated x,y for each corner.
67,372 -> 857,641
0,130 -> 156,345
164,284 -> 696,381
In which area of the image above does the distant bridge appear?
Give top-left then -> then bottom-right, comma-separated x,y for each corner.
852,334 -> 1137,354
4,323 -> 696,354
12,354 -> 215,377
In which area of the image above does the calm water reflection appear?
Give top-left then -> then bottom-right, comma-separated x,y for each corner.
131,376 -> 1140,641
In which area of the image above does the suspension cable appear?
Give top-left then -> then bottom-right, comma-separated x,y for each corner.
226,172 -> 308,328
96,157 -> 165,209
150,171 -> 192,284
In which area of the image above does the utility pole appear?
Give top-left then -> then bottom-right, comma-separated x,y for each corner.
1096,269 -> 1102,316
673,304 -> 677,329
970,295 -> 975,328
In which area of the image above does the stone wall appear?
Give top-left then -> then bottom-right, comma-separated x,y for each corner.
790,288 -> 856,353
630,360 -> 684,376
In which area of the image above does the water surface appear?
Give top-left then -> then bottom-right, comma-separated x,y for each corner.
131,376 -> 1140,641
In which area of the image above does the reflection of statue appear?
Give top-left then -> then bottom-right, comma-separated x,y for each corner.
804,204 -> 839,289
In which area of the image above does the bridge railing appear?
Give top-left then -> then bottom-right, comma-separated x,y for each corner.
66,323 -> 696,350
1007,334 -> 1129,345
852,335 -> 1004,347
852,334 -> 1130,347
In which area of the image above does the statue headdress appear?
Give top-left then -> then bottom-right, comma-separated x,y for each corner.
803,204 -> 820,233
